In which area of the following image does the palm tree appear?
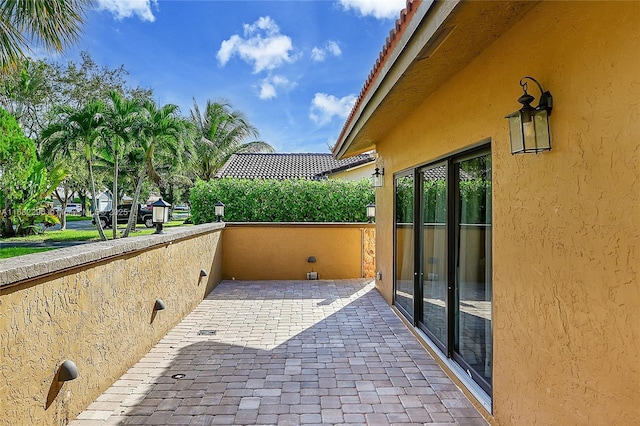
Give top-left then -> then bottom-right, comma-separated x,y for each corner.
0,0 -> 92,70
99,91 -> 142,239
189,99 -> 274,181
41,100 -> 109,241
123,100 -> 188,237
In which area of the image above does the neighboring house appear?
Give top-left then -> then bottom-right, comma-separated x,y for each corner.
215,152 -> 374,181
333,1 -> 638,425
93,190 -> 112,212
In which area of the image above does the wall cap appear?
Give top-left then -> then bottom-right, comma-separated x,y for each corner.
223,222 -> 376,229
0,223 -> 224,288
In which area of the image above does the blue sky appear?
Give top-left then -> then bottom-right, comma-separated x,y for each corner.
55,0 -> 407,153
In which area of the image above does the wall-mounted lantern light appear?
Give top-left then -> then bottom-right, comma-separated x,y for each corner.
214,201 -> 225,222
506,76 -> 553,154
372,166 -> 385,187
58,360 -> 79,382
366,203 -> 376,223
152,198 -> 171,234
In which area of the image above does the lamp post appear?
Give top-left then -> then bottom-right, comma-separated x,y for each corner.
506,76 -> 553,154
151,198 -> 171,234
214,201 -> 225,222
366,203 -> 376,223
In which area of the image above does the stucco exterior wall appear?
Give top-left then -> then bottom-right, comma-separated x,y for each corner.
328,163 -> 375,181
0,224 -> 223,426
221,223 -> 375,280
373,2 -> 639,424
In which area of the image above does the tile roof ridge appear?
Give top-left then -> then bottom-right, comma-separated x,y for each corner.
333,0 -> 419,155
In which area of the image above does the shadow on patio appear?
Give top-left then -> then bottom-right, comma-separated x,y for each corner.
71,279 -> 487,425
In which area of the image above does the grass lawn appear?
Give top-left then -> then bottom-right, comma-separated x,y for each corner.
2,220 -> 189,244
64,215 -> 93,222
0,247 -> 54,259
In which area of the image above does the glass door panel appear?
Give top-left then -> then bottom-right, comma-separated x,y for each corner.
454,153 -> 492,391
394,174 -> 415,318
419,164 -> 447,347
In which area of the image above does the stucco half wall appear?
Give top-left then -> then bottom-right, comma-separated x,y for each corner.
221,223 -> 375,280
0,224 -> 223,426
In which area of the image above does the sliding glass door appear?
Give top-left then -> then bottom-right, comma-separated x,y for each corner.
393,146 -> 492,395
394,173 -> 414,320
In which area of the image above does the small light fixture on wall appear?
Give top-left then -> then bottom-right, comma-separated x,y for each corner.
152,198 -> 171,234
372,166 -> 385,187
506,76 -> 553,154
58,360 -> 79,382
214,201 -> 225,222
366,203 -> 376,223
154,299 -> 166,311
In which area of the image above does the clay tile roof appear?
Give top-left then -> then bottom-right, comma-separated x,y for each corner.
215,153 -> 373,180
334,0 -> 419,154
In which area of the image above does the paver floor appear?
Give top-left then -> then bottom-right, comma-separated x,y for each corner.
70,279 -> 488,425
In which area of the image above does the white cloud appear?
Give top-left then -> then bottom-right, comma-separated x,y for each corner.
338,0 -> 406,19
309,93 -> 357,125
311,41 -> 342,62
217,16 -> 294,73
258,75 -> 296,100
95,0 -> 157,22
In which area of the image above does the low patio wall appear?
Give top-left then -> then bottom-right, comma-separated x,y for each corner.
0,223 -> 223,426
221,223 -> 375,280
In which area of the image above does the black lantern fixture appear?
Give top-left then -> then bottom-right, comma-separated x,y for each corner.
372,166 -> 385,187
366,203 -> 376,223
151,198 -> 171,234
506,76 -> 553,154
214,201 -> 225,222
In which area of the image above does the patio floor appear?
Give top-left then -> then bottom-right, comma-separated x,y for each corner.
69,279 -> 488,425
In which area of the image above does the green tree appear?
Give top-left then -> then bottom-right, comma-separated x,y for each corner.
0,0 -> 91,71
41,101 -> 109,241
0,107 -> 37,236
123,100 -> 188,237
99,91 -> 142,239
189,99 -> 274,181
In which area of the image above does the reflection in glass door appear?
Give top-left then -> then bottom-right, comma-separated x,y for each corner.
454,153 -> 492,391
394,174 -> 414,319
393,146 -> 492,396
419,164 -> 447,349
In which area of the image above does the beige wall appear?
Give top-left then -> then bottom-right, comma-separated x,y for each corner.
222,223 -> 375,280
329,163 -> 375,181
0,225 -> 223,426
373,2 -> 639,424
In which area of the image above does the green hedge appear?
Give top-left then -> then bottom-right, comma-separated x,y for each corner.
190,178 -> 375,223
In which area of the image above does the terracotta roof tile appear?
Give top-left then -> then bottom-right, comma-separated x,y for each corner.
215,153 -> 373,180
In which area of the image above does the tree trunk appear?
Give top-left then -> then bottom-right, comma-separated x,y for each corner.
112,155 -> 118,239
88,159 -> 107,241
122,170 -> 145,238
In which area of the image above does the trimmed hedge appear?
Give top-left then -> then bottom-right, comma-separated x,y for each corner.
190,178 -> 375,223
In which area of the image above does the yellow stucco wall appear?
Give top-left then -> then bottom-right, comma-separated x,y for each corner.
221,223 -> 375,280
0,226 -> 222,426
373,2 -> 639,424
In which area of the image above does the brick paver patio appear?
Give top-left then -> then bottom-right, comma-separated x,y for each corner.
70,279 -> 488,425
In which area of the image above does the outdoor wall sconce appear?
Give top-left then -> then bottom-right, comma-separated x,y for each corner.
372,166 -> 385,187
199,269 -> 208,277
154,299 -> 166,311
214,201 -> 225,222
506,76 -> 553,154
152,198 -> 171,234
58,360 -> 79,382
366,203 -> 376,223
